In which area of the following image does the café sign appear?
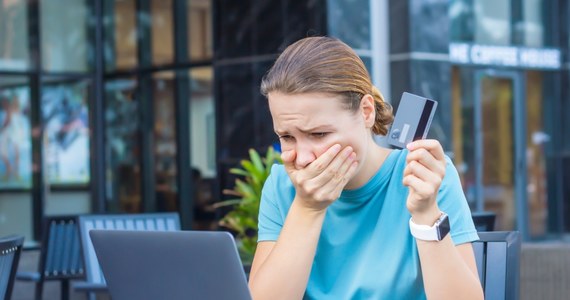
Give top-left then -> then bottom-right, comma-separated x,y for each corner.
449,42 -> 561,70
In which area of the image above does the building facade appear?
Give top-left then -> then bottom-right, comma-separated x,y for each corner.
0,0 -> 568,244
389,0 -> 569,240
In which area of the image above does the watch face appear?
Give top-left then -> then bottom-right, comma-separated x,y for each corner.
437,215 -> 451,241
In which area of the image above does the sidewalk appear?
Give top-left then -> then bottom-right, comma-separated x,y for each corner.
521,242 -> 570,300
12,250 -> 110,300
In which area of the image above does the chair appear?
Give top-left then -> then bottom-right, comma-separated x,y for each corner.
16,216 -> 84,300
472,211 -> 496,231
473,231 -> 521,300
0,235 -> 25,300
74,213 -> 180,300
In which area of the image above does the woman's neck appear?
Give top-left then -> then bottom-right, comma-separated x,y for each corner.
345,143 -> 391,190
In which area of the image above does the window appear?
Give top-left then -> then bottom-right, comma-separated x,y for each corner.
0,0 -> 29,70
0,77 -> 32,189
41,0 -> 90,72
42,79 -> 91,185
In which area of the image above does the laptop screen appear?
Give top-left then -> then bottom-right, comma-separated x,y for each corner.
90,230 -> 252,300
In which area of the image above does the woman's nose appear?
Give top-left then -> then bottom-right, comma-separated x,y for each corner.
295,146 -> 316,169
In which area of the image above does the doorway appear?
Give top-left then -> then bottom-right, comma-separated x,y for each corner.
473,70 -> 528,238
453,68 -> 552,240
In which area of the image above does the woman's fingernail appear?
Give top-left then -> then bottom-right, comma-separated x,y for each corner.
332,144 -> 341,152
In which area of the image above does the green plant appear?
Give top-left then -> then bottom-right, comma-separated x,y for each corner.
215,147 -> 281,265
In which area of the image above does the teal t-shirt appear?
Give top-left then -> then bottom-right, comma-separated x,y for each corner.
257,149 -> 479,299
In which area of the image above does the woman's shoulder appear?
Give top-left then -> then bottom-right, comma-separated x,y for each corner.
263,164 -> 295,206
268,163 -> 288,180
266,164 -> 294,190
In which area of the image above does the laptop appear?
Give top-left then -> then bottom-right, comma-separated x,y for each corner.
89,230 -> 252,300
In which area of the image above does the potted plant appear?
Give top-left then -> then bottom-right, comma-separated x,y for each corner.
214,147 -> 281,266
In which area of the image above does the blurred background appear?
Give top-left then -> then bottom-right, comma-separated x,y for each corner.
0,0 -> 569,299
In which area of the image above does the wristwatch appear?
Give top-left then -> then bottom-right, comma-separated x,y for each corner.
409,212 -> 450,241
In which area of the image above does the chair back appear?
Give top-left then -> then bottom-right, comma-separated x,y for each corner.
472,211 -> 496,231
77,213 -> 180,286
473,231 -> 521,300
0,235 -> 24,300
41,216 -> 85,280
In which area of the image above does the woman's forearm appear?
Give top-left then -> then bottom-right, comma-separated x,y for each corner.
416,236 -> 484,300
249,199 -> 326,300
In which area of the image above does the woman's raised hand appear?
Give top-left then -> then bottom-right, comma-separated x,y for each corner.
281,144 -> 358,211
403,139 -> 447,224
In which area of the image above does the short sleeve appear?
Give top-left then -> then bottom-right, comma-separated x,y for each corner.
257,164 -> 286,242
437,156 -> 479,245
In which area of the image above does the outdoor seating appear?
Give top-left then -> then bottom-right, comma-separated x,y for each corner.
473,231 -> 521,300
16,215 -> 84,300
472,211 -> 497,231
74,212 -> 180,300
0,235 -> 25,300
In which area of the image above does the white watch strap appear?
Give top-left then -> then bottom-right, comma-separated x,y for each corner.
409,214 -> 443,241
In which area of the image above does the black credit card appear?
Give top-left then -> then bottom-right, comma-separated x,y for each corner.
387,92 -> 438,149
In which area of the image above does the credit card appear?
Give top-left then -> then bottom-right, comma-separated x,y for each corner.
387,92 -> 438,149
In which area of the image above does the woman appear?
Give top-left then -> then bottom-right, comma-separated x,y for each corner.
248,37 -> 483,299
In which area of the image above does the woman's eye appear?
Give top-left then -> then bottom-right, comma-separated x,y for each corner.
311,132 -> 328,138
279,135 -> 293,141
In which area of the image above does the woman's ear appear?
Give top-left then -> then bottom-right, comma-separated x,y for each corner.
360,94 -> 376,128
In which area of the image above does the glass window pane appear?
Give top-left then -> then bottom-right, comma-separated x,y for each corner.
451,67 -> 476,207
449,0 -> 475,43
0,0 -> 29,70
0,193 -> 33,245
153,72 -> 178,211
0,76 -> 32,189
190,67 -> 215,177
152,0 -> 174,65
327,0 -> 370,50
480,76 -> 515,231
42,79 -> 91,185
105,78 -> 141,212
189,0 -> 212,61
105,0 -> 138,71
41,0 -> 90,72
525,71 -> 548,237
519,0 -> 544,47
474,0 -> 511,45
190,67 -> 216,230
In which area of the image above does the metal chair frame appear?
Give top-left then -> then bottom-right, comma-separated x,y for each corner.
0,235 -> 25,300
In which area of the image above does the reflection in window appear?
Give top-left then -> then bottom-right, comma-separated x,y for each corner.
41,0 -> 89,72
190,67 -> 215,178
153,72 -> 178,211
474,0 -> 511,45
0,80 -> 32,189
151,0 -> 174,65
327,0 -> 370,50
519,0 -> 544,47
42,81 -> 90,185
189,0 -> 212,61
105,79 -> 141,212
104,0 -> 138,71
451,67 -> 476,207
0,0 -> 29,70
525,71 -> 548,237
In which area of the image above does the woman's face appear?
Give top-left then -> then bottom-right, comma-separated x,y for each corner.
268,92 -> 375,170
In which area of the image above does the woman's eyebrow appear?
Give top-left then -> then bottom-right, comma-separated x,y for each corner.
298,125 -> 332,133
274,129 -> 287,135
274,125 -> 333,135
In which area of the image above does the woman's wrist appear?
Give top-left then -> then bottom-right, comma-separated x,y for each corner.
292,197 -> 329,218
410,205 -> 442,226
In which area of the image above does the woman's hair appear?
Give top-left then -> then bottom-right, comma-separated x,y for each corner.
260,36 -> 393,136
